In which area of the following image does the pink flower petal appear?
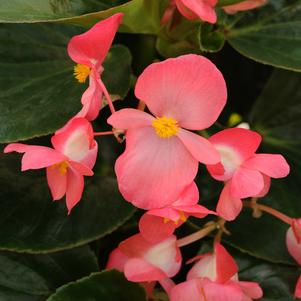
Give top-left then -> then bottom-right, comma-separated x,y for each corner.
67,13 -> 123,68
78,141 -> 98,171
231,167 -> 264,199
215,243 -> 238,283
68,161 -> 94,176
124,258 -> 167,282
286,226 -> 301,265
173,182 -> 199,207
4,143 -> 65,171
177,129 -> 220,164
115,127 -> 198,209
217,181 -> 242,221
295,275 -> 301,299
135,54 -> 227,130
139,213 -> 177,243
223,0 -> 266,14
238,281 -> 263,299
148,207 -> 182,222
106,248 -> 129,272
107,108 -> 154,130
175,0 -> 217,23
170,279 -> 203,301
66,167 -> 85,213
243,154 -> 290,178
52,118 -> 94,163
46,166 -> 67,201
254,174 -> 271,198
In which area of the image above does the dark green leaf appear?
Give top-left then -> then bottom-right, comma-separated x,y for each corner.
46,270 -> 147,301
0,23 -> 132,143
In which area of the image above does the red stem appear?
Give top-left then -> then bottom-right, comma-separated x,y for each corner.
94,131 -> 114,137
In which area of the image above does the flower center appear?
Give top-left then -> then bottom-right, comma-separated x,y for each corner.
73,64 -> 91,83
152,116 -> 179,138
52,161 -> 69,175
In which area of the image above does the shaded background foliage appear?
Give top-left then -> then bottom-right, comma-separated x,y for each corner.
0,0 -> 300,300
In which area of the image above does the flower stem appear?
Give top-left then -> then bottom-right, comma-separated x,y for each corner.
137,100 -> 146,111
94,131 -> 114,137
177,222 -> 217,247
244,200 -> 292,225
158,277 -> 175,294
98,78 -> 116,114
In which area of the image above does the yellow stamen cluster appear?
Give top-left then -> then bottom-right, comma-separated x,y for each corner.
152,116 -> 179,138
52,161 -> 69,175
73,64 -> 91,83
163,211 -> 187,225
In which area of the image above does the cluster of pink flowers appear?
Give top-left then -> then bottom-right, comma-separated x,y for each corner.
4,6 -> 297,301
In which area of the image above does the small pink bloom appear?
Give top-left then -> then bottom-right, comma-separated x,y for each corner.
170,243 -> 263,301
206,128 -> 290,221
107,233 -> 182,284
68,14 -> 123,120
108,54 -> 227,210
139,182 -> 216,243
4,118 -> 97,213
223,0 -> 267,14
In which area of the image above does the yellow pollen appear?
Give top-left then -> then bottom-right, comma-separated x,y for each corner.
73,64 -> 91,83
163,217 -> 170,224
201,287 -> 208,301
52,161 -> 69,175
152,116 -> 179,138
179,211 -> 187,222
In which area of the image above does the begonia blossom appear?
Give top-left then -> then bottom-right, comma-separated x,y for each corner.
162,0 -> 217,24
68,13 -> 123,120
4,118 -> 97,213
223,0 -> 266,14
170,243 -> 263,301
139,182 -> 216,243
206,128 -> 290,221
107,233 -> 182,286
108,54 -> 227,210
286,218 -> 301,299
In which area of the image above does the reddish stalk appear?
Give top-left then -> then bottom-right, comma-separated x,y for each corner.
94,131 -> 114,137
98,78 -> 116,114
137,100 -> 146,111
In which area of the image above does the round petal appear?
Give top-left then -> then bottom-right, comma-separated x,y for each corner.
286,226 -> 301,265
173,182 -> 199,207
223,0 -> 266,14
106,248 -> 129,272
107,108 -> 154,130
170,279 -> 203,301
238,281 -> 263,299
135,54 -> 227,130
46,166 -> 67,201
66,167 -> 84,213
243,154 -> 290,178
254,174 -> 271,198
67,13 -> 123,67
177,129 -> 220,164
115,127 -> 198,209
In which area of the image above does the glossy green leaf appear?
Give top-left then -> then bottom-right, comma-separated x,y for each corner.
0,23 -> 132,143
227,2 -> 301,71
0,149 -> 135,253
46,270 -> 147,301
0,246 -> 98,301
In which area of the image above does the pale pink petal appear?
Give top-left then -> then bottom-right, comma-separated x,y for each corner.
238,281 -> 263,299
52,118 -> 94,163
4,143 -> 65,171
170,279 -> 203,301
76,73 -> 103,121
115,127 -> 198,209
148,207 -> 183,222
254,174 -> 271,198
217,181 -> 242,221
66,167 -> 85,213
174,204 -> 216,219
106,248 -> 129,272
292,219 -> 301,244
124,258 -> 167,282
139,213 -> 177,243
135,54 -> 227,130
223,0 -> 266,14
79,141 -> 98,170
67,13 -> 123,68
107,108 -> 154,130
231,167 -> 264,199
286,226 -> 301,265
177,129 -> 220,164
46,166 -> 67,201
173,182 -> 199,207
119,234 -> 153,258
175,0 -> 217,23
295,275 -> 301,299
215,243 -> 238,283
243,154 -> 290,178
68,161 -> 94,176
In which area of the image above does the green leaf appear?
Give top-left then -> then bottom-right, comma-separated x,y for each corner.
0,149 -> 135,253
0,246 -> 98,301
46,270 -> 147,301
0,23 -> 132,143
226,2 -> 301,71
0,0 -> 168,35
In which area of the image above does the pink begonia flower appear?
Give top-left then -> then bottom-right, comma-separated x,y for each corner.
4,118 -> 97,213
223,0 -> 267,14
107,233 -> 181,294
170,243 -> 263,301
286,218 -> 301,298
206,128 -> 290,221
108,54 -> 227,210
68,13 -> 123,121
162,0 -> 217,24
139,182 -> 216,243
